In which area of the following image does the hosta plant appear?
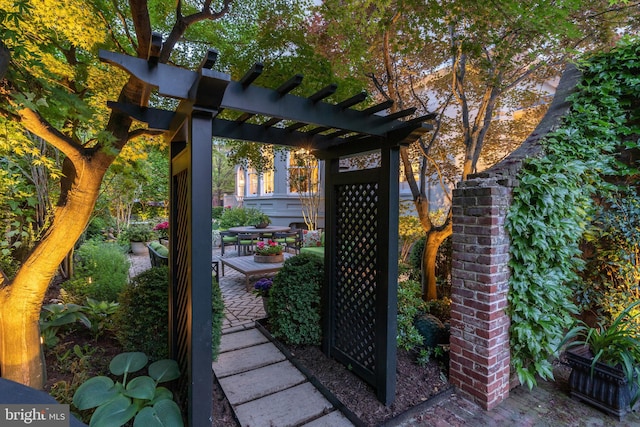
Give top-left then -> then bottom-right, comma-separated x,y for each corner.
73,352 -> 183,427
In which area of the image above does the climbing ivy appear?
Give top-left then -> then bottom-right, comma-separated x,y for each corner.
506,37 -> 640,389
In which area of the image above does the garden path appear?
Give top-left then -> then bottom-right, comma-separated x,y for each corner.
128,247 -> 640,426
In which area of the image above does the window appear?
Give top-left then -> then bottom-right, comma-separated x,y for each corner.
288,150 -> 318,194
248,168 -> 258,195
236,168 -> 245,198
262,169 -> 274,194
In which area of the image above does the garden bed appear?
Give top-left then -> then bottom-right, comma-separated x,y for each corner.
254,319 -> 452,427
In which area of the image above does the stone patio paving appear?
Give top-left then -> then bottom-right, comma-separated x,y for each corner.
129,246 -> 640,426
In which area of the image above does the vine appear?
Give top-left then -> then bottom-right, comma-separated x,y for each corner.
506,37 -> 640,388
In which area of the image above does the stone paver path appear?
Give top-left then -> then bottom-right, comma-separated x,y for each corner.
129,246 -> 640,427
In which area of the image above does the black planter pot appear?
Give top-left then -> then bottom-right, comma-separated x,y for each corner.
566,346 -> 638,420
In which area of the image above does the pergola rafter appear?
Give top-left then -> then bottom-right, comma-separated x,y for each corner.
99,34 -> 435,424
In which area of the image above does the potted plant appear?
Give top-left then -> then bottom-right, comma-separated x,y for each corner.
126,223 -> 152,255
252,277 -> 273,316
246,209 -> 271,229
153,220 -> 169,243
254,240 -> 284,263
560,300 -> 640,420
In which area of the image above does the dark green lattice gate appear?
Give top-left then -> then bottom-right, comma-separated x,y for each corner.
323,148 -> 401,405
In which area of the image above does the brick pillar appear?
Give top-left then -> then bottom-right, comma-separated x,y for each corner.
449,179 -> 512,410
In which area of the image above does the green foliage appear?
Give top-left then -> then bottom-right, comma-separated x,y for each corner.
85,298 -> 119,340
114,267 -> 169,361
408,237 -> 425,273
396,276 -> 426,351
211,206 -> 224,219
580,192 -> 640,320
48,344 -> 97,412
268,253 -> 323,345
73,352 -> 182,427
218,207 -> 270,229
560,300 -> 640,405
125,223 -> 153,242
40,303 -> 91,348
506,37 -> 640,390
212,275 -> 224,361
424,297 -> 452,322
64,240 -> 130,303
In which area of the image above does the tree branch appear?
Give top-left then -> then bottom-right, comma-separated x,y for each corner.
17,108 -> 84,164
161,0 -> 232,62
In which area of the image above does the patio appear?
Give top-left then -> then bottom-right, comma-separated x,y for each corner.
126,247 -> 640,426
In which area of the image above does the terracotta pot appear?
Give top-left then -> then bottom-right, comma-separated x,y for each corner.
254,254 -> 284,263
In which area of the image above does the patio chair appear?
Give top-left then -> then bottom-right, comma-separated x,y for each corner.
273,231 -> 301,254
220,231 -> 237,256
236,232 -> 260,256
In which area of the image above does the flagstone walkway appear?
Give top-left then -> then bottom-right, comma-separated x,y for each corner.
129,247 -> 640,427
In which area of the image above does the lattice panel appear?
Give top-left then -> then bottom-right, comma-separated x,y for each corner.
174,169 -> 189,408
333,182 -> 379,372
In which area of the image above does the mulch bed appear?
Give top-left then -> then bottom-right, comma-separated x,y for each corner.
254,320 -> 451,427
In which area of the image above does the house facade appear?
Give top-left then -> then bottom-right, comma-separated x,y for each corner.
234,149 -> 325,229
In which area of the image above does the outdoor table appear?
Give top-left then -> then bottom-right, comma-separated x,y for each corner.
221,253 -> 293,291
228,225 -> 291,236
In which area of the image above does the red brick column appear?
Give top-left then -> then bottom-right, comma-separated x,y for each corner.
449,179 -> 512,410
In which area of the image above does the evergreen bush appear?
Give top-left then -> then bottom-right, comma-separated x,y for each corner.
268,253 -> 323,345
114,266 -> 169,361
396,276 -> 425,351
64,240 -> 130,302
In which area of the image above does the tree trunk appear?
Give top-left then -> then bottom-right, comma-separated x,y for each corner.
0,134 -> 107,387
422,227 -> 451,301
0,289 -> 45,388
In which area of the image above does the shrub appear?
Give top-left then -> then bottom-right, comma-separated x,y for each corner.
218,207 -> 249,229
211,206 -> 224,219
397,275 -> 425,351
580,192 -> 640,321
218,207 -> 270,229
212,275 -> 224,361
125,223 -> 152,242
113,266 -> 169,361
408,237 -> 425,274
269,253 -> 323,345
64,240 -> 130,302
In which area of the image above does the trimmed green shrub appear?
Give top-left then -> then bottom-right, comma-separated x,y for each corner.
397,276 -> 425,351
268,253 -> 323,345
212,275 -> 224,361
114,266 -> 169,361
64,240 -> 130,302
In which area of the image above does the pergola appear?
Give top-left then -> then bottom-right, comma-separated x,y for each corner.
100,33 -> 434,425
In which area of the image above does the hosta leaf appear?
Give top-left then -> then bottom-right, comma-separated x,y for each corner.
73,376 -> 117,410
148,359 -> 180,383
110,352 -> 148,375
133,400 -> 184,427
124,376 -> 156,400
89,395 -> 136,427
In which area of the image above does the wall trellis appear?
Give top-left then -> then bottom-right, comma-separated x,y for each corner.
99,32 -> 433,423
